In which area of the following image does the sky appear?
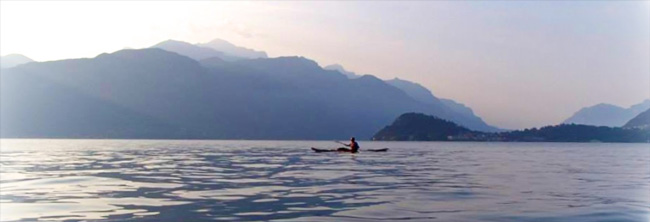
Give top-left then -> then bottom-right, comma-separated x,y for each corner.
1,1 -> 649,129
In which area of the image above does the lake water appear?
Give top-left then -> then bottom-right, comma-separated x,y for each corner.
1,139 -> 648,222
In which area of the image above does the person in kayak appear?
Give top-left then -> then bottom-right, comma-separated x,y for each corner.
312,138 -> 387,153
337,137 -> 359,153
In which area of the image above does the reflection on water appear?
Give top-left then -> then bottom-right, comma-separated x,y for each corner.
1,140 -> 649,221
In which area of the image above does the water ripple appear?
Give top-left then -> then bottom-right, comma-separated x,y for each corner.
1,140 -> 648,221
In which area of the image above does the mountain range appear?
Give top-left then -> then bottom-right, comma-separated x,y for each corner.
149,39 -> 500,133
384,78 -> 499,132
563,100 -> 650,127
374,113 -> 649,143
1,39 -> 501,139
321,65 -> 498,132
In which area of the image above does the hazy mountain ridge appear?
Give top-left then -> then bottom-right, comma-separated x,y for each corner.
374,113 -> 649,142
198,38 -> 267,59
385,78 -> 500,132
324,64 -> 500,132
152,39 -> 499,133
1,49 -> 201,138
624,108 -> 650,129
323,64 -> 361,79
440,99 -> 477,118
629,101 -> 650,114
385,78 -> 441,105
202,43 -> 499,132
2,39 -> 503,139
1,48 -> 493,139
1,54 -> 34,68
153,38 -> 269,62
151,40 -> 242,62
563,100 -> 650,127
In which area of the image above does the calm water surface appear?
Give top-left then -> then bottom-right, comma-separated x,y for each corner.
1,139 -> 648,221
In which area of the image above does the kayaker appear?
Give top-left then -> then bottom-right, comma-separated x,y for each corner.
337,137 -> 359,153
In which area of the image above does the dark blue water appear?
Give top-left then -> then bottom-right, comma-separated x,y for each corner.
1,140 -> 648,221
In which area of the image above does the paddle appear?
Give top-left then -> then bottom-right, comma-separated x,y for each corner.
335,141 -> 347,146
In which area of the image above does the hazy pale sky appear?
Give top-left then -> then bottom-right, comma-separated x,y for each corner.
2,1 -> 649,129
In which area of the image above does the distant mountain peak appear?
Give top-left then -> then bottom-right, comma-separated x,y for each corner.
624,108 -> 650,129
1,54 -> 35,68
2,53 -> 32,60
203,38 -> 241,50
160,39 -> 184,44
93,48 -> 205,75
205,38 -> 234,46
153,39 -> 196,48
198,38 -> 267,59
629,99 -> 650,112
99,48 -> 196,61
150,39 -> 248,62
323,64 -> 360,79
593,103 -> 620,108
356,74 -> 386,84
563,99 -> 650,127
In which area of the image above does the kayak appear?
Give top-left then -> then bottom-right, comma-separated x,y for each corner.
311,147 -> 389,153
368,148 -> 389,152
